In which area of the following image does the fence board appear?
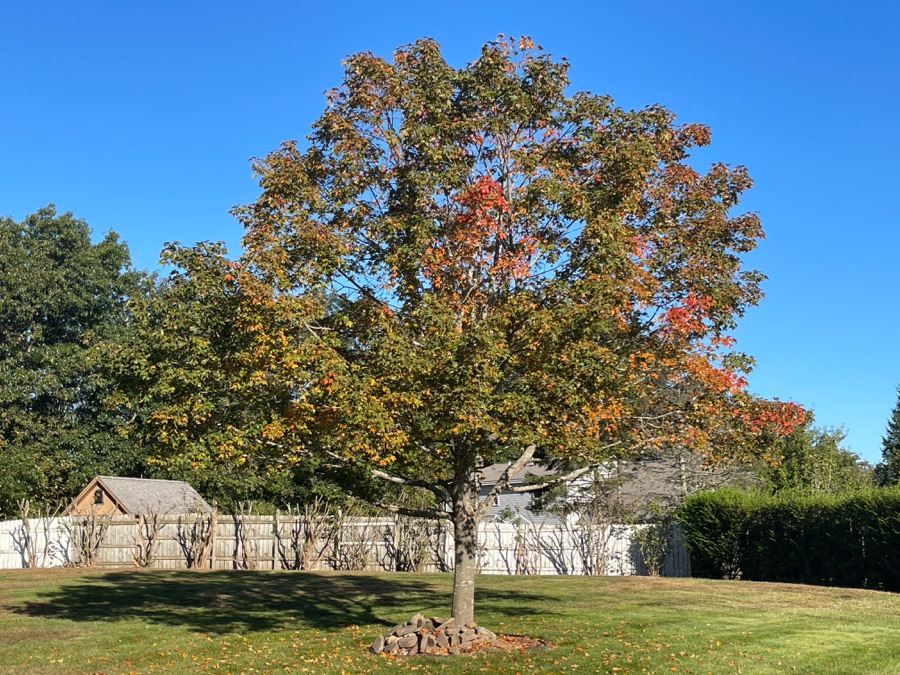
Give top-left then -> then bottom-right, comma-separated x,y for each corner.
0,518 -> 71,568
0,514 -> 691,577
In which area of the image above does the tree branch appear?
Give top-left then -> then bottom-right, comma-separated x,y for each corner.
504,440 -> 626,494
507,464 -> 596,493
475,443 -> 537,520
282,440 -> 451,513
370,468 -> 451,503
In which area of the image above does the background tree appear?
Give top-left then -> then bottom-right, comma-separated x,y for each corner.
875,385 -> 900,485
117,243 -> 386,510
0,206 -> 149,516
143,37 -> 803,624
764,415 -> 872,493
116,242 -> 318,507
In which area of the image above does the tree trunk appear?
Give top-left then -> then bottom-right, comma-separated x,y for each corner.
450,468 -> 479,625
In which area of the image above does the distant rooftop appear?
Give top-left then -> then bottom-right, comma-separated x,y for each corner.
480,462 -> 557,484
95,476 -> 212,516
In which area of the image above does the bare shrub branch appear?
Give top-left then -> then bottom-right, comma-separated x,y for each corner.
176,509 -> 217,569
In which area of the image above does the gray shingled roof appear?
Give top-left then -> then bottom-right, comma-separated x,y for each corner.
480,456 -> 759,521
480,462 -> 557,484
96,476 -> 212,516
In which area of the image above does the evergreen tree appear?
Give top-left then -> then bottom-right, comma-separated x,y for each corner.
875,385 -> 900,485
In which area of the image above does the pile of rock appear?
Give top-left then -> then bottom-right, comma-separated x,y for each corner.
369,613 -> 498,656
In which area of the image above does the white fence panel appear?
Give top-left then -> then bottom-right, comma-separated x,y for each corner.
474,522 -> 690,577
0,517 -> 71,568
0,515 -> 691,577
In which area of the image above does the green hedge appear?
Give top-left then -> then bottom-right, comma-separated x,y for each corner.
678,488 -> 900,591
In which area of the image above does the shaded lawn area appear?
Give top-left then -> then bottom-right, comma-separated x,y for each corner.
1,569 -> 900,673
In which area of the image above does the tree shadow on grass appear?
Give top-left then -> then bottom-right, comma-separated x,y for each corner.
10,570 -> 552,634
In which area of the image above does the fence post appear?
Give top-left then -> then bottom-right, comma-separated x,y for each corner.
210,510 -> 218,570
135,515 -> 142,567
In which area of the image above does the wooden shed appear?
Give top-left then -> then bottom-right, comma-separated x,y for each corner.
68,476 -> 212,517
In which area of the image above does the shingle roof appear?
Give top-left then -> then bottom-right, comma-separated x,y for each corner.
480,462 -> 557,484
95,476 -> 212,516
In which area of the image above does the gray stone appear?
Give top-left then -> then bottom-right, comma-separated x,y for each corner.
410,612 -> 426,627
475,626 -> 497,641
436,632 -> 450,648
423,619 -> 436,631
397,634 -> 418,649
449,632 -> 461,647
388,623 -> 405,637
460,629 -> 478,643
429,616 -> 449,626
383,640 -> 399,654
369,635 -> 384,654
435,618 -> 457,632
394,624 -> 418,637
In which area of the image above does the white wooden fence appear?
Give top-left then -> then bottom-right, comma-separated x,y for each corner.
0,517 -> 71,569
0,514 -> 690,577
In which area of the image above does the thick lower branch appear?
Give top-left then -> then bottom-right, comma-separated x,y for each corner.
507,464 -> 596,493
475,444 -> 537,520
493,440 -> 627,495
370,468 -> 451,503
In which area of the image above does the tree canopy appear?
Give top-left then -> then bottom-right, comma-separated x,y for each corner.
0,206 -> 149,515
117,242 -> 374,508
764,415 -> 872,493
133,37 -> 804,622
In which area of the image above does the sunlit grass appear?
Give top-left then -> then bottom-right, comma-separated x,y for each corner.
0,568 -> 899,673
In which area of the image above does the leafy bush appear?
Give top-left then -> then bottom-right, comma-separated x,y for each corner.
678,488 -> 900,591
677,488 -> 767,579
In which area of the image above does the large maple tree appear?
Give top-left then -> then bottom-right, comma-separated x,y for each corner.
147,37 -> 804,623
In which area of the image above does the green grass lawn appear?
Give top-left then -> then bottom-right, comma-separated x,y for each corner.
1,569 -> 899,674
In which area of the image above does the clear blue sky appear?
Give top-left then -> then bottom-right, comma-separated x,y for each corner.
3,1 -> 899,464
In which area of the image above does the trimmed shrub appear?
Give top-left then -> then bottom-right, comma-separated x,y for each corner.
678,488 -> 900,591
677,488 -> 767,579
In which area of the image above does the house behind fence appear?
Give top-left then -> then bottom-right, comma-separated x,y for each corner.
0,513 -> 690,576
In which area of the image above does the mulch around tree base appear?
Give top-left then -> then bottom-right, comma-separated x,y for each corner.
463,633 -> 552,653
